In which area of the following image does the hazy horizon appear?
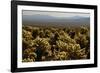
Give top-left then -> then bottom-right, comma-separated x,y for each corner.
22,10 -> 90,27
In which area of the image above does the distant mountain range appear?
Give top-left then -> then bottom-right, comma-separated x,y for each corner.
22,14 -> 90,27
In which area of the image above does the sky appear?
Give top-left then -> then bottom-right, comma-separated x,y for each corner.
22,10 -> 90,18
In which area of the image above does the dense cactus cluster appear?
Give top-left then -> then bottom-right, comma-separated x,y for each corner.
22,25 -> 90,62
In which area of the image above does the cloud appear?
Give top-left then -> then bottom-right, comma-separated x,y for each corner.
22,10 -> 90,18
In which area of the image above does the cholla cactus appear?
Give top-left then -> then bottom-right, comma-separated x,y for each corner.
58,33 -> 76,44
22,25 -> 90,62
56,40 -> 68,51
22,25 -> 33,32
80,26 -> 88,34
67,43 -> 87,59
76,48 -> 87,59
57,51 -> 69,60
22,58 -> 33,62
22,48 -> 37,62
34,37 -> 51,50
45,29 -> 53,38
75,32 -> 89,49
22,29 -> 33,41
